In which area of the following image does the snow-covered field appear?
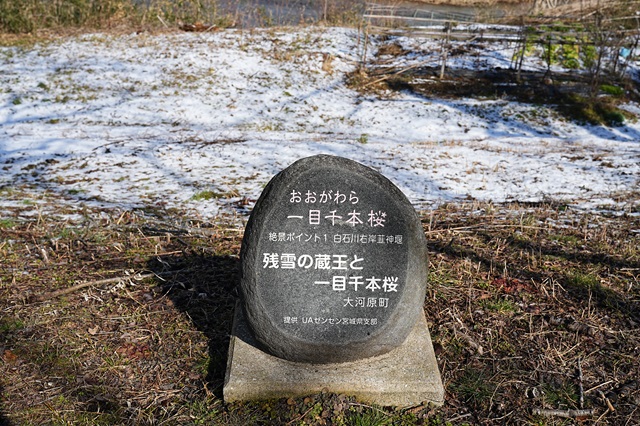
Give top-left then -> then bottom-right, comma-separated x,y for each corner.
1,27 -> 639,223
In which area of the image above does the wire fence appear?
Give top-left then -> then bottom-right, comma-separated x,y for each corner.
362,2 -> 640,86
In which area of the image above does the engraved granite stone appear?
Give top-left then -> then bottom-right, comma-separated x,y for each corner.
240,155 -> 428,364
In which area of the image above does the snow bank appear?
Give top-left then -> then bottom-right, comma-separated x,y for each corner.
1,27 -> 638,222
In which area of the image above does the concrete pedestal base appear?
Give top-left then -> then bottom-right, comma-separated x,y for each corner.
223,304 -> 444,407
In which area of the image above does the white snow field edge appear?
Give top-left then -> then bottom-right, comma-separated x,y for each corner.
1,27 -> 639,223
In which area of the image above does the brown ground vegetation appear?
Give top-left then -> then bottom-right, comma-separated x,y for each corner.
411,0 -> 528,4
1,198 -> 638,425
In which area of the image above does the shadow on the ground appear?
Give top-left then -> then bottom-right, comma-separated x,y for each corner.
0,393 -> 11,426
147,252 -> 241,398
426,211 -> 640,322
367,60 -> 640,136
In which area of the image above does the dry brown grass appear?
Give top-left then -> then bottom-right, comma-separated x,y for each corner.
423,202 -> 640,424
1,200 -> 638,425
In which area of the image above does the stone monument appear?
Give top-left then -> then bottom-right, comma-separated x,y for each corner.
223,155 -> 444,407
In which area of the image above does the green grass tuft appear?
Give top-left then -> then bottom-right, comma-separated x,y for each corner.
191,190 -> 224,201
600,84 -> 624,97
450,368 -> 496,410
0,218 -> 17,228
559,93 -> 626,126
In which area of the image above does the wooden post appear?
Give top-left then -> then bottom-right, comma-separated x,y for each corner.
323,0 -> 328,22
440,22 -> 451,80
517,17 -> 527,83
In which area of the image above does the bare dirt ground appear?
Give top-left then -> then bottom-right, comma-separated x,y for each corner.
1,198 -> 639,425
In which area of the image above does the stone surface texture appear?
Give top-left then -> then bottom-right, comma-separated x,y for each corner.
240,155 -> 429,363
223,303 -> 445,407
